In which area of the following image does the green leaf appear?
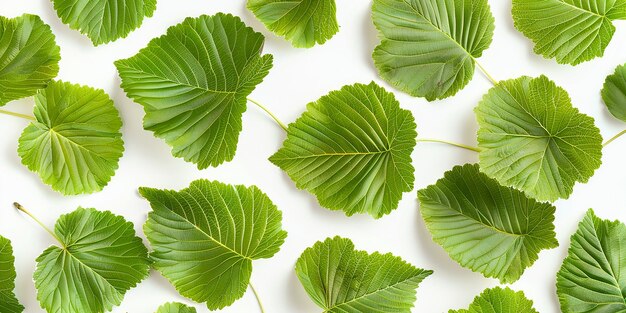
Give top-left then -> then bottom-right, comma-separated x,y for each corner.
140,180 -> 287,310
247,0 -> 339,48
418,164 -> 558,283
52,0 -> 156,45
116,13 -> 273,169
0,236 -> 24,313
512,0 -> 626,65
449,287 -> 539,313
0,14 -> 60,106
296,236 -> 432,313
557,209 -> 626,312
17,81 -> 124,195
371,0 -> 495,100
602,63 -> 626,122
476,75 -> 603,202
33,208 -> 150,313
155,302 -> 196,313
269,82 -> 416,218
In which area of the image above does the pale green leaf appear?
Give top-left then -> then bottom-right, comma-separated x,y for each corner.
52,0 -> 156,45
512,0 -> 626,65
141,180 -> 287,310
602,63 -> 626,122
449,287 -> 539,313
247,0 -> 339,48
0,236 -> 24,313
116,13 -> 273,169
372,0 -> 495,100
269,82 -> 416,218
17,81 -> 124,195
34,208 -> 150,313
418,164 -> 558,283
476,75 -> 603,202
296,236 -> 432,313
557,209 -> 626,312
0,14 -> 60,105
155,302 -> 196,313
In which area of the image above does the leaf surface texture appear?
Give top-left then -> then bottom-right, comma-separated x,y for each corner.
449,287 -> 539,313
0,236 -> 24,313
602,63 -> 626,122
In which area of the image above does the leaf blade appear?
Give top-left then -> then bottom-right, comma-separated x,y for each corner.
0,236 -> 24,313
448,287 -> 539,313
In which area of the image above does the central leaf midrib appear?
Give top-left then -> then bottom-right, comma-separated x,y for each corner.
556,0 -> 607,19
61,247 -> 124,299
275,149 -> 391,160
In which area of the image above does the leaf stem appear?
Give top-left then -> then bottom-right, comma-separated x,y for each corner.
249,283 -> 266,313
0,109 -> 35,121
603,129 -> 626,147
247,98 -> 288,132
13,202 -> 64,247
417,138 -> 482,153
473,59 -> 498,85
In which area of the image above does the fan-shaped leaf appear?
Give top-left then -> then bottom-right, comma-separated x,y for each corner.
557,209 -> 626,312
269,82 -> 416,218
476,75 -> 602,202
372,0 -> 495,100
33,208 -> 150,313
602,63 -> 626,122
52,0 -> 156,45
140,180 -> 287,310
512,0 -> 626,65
0,14 -> 60,105
155,302 -> 196,313
247,0 -> 339,48
116,13 -> 273,169
449,287 -> 539,313
17,81 -> 124,195
0,236 -> 24,313
418,164 -> 558,283
296,236 -> 432,312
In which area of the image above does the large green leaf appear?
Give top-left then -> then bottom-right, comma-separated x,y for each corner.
269,82 -> 416,218
296,236 -> 432,313
372,0 -> 495,100
476,75 -> 603,202
512,0 -> 626,65
52,0 -> 156,45
0,14 -> 60,105
116,13 -> 273,169
418,164 -> 558,283
141,180 -> 287,310
557,209 -> 626,312
602,63 -> 626,122
0,236 -> 24,313
17,81 -> 124,195
247,0 -> 339,48
449,287 -> 539,313
33,208 -> 150,313
155,302 -> 196,313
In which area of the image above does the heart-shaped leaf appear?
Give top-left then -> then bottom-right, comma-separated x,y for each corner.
155,302 -> 196,313
140,180 -> 287,310
270,82 -> 416,218
449,287 -> 539,313
0,236 -> 24,313
418,164 -> 558,283
602,63 -> 626,122
0,14 -> 60,105
18,81 -> 124,195
116,13 -> 273,169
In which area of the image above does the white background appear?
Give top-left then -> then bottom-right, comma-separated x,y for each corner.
1,1 -> 625,312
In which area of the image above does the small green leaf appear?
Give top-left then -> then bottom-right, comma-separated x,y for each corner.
512,0 -> 626,65
449,287 -> 539,313
155,302 -> 196,313
418,164 -> 558,284
0,236 -> 24,313
52,0 -> 156,45
0,14 -> 60,105
141,180 -> 287,310
116,13 -> 273,169
557,209 -> 626,312
296,236 -> 432,313
270,82 -> 416,218
33,208 -> 150,313
476,75 -> 602,202
18,81 -> 124,195
372,0 -> 495,100
602,63 -> 626,122
247,0 -> 339,48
